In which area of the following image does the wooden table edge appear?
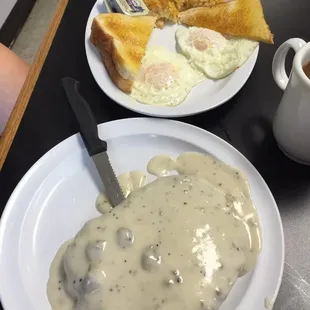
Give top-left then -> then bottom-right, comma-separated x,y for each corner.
0,0 -> 69,170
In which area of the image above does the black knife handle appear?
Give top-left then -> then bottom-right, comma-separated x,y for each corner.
62,77 -> 107,156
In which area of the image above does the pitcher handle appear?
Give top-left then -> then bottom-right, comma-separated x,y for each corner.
272,38 -> 306,91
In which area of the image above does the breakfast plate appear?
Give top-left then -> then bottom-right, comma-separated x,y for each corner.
84,1 -> 259,117
0,118 -> 284,310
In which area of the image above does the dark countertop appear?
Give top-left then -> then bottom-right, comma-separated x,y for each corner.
1,0 -> 310,309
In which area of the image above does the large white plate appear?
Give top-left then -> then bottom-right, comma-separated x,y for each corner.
85,1 -> 259,118
0,118 -> 284,310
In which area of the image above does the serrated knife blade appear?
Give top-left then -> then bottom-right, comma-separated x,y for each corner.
92,152 -> 125,206
62,77 -> 125,207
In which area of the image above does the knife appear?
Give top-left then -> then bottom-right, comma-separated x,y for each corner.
61,77 -> 125,207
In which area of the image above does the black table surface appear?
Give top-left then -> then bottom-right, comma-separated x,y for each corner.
1,0 -> 310,309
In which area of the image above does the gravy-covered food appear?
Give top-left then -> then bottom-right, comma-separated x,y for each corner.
47,152 -> 261,310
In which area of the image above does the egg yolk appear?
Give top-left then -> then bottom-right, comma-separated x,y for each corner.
189,29 -> 224,51
141,63 -> 179,90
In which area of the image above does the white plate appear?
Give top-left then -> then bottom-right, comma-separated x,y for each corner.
0,118 -> 284,310
84,1 -> 259,118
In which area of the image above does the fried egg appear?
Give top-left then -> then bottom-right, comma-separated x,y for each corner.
176,27 -> 259,79
130,46 -> 205,107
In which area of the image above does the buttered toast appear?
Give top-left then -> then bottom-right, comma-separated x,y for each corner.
178,0 -> 273,43
90,14 -> 156,92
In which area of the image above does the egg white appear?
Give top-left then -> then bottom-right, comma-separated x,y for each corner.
176,27 -> 258,79
130,46 -> 205,107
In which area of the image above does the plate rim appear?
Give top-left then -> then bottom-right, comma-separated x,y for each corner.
84,0 -> 259,118
0,117 -> 284,310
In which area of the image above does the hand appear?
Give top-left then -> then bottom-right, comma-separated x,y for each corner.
0,43 -> 29,135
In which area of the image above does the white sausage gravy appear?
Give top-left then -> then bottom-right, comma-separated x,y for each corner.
47,152 -> 261,310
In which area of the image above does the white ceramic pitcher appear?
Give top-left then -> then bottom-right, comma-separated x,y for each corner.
272,38 -> 310,164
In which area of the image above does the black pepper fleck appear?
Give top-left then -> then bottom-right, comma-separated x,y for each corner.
79,278 -> 82,282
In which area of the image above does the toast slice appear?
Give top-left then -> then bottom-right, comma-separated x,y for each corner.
90,14 -> 156,92
178,0 -> 273,43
